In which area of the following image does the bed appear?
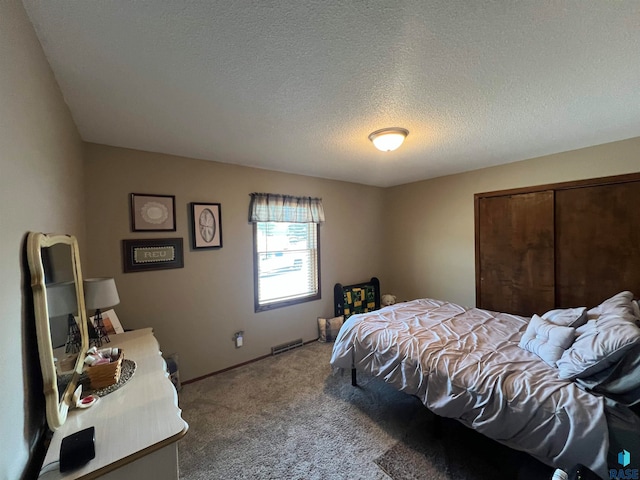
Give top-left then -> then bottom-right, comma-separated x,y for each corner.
330,280 -> 640,478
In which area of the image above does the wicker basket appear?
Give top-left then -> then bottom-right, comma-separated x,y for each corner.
86,350 -> 124,389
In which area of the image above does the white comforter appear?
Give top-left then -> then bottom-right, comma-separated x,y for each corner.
330,298 -> 613,477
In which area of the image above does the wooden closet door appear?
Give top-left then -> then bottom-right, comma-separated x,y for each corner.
476,191 -> 555,316
556,181 -> 640,308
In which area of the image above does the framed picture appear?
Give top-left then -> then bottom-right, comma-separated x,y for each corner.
90,309 -> 124,335
191,203 -> 223,249
130,193 -> 176,232
122,238 -> 184,273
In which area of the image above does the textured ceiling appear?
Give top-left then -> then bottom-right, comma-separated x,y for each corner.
22,1 -> 640,187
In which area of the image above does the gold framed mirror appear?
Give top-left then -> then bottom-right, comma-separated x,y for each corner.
26,232 -> 89,430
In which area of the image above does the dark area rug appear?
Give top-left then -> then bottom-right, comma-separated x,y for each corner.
375,411 -> 553,480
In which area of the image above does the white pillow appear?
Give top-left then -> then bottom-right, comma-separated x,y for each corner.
518,314 -> 576,367
541,307 -> 588,328
556,291 -> 640,379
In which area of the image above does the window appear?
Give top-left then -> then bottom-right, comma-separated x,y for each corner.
249,193 -> 324,312
253,222 -> 320,311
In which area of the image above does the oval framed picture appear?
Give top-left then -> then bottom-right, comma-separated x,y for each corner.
190,202 -> 222,249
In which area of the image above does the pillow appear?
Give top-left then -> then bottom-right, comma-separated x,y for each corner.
541,307 -> 588,328
575,343 -> 640,406
518,314 -> 576,367
556,291 -> 640,379
317,315 -> 344,343
586,291 -> 638,321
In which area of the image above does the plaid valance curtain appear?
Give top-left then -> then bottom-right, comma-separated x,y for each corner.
249,193 -> 325,223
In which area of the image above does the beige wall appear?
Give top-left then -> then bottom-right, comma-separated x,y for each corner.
384,137 -> 640,308
0,1 -> 84,479
83,143 -> 385,381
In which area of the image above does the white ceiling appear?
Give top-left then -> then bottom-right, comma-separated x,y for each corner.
22,1 -> 640,187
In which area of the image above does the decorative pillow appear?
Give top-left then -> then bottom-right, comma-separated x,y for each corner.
556,291 -> 640,379
541,307 -> 588,328
518,314 -> 576,367
317,315 -> 344,343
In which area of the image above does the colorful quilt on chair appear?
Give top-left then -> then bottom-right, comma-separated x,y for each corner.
343,285 -> 377,319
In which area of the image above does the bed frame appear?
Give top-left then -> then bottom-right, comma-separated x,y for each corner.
333,277 -> 380,386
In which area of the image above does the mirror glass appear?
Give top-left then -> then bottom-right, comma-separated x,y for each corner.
27,232 -> 88,430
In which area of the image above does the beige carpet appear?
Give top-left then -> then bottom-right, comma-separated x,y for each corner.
177,341 -> 552,480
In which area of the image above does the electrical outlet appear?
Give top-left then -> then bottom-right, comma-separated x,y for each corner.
234,331 -> 244,348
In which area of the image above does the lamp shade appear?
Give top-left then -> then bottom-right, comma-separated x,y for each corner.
46,281 -> 78,317
368,127 -> 409,152
84,278 -> 120,310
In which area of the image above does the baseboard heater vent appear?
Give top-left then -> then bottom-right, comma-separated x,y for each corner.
271,338 -> 304,355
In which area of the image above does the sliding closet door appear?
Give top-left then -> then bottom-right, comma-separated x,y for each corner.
476,191 -> 555,316
555,181 -> 640,308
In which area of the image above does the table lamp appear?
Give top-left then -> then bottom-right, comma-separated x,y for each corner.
84,278 -> 120,347
46,281 -> 80,353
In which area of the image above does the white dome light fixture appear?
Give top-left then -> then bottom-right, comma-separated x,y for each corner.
368,127 -> 409,152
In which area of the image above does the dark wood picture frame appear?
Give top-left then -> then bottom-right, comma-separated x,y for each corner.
190,203 -> 223,249
122,238 -> 184,273
130,193 -> 176,232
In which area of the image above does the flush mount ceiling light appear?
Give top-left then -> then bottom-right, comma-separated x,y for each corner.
368,127 -> 409,152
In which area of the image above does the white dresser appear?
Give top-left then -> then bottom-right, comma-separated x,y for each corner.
39,328 -> 188,480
